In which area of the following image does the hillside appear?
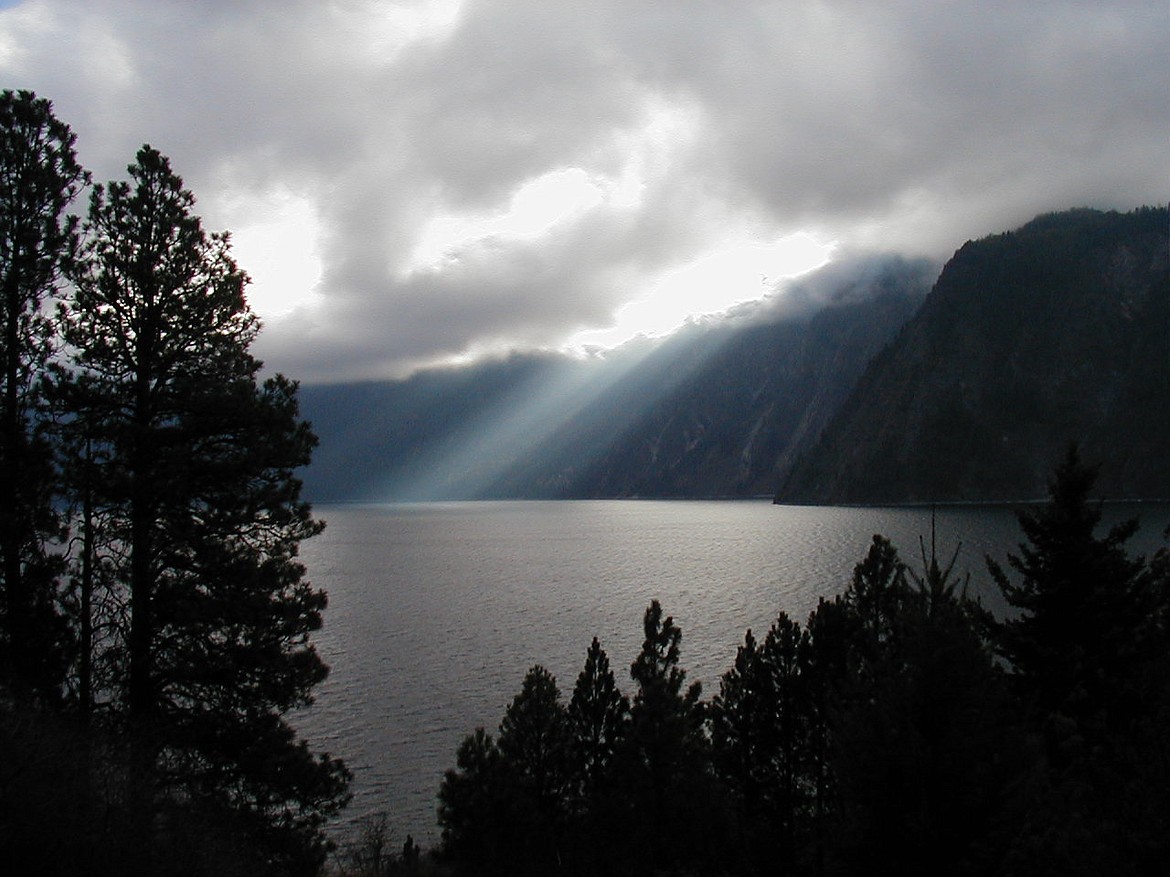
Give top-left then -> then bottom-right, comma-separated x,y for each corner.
299,255 -> 933,500
777,207 -> 1170,503
485,258 -> 929,498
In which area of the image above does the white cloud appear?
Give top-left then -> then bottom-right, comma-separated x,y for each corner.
217,187 -> 324,319
2,0 -> 1168,382
569,233 -> 835,349
407,167 -> 606,272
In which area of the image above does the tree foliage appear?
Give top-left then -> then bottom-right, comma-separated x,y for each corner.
567,636 -> 628,805
0,96 -> 347,876
52,145 -> 348,872
989,445 -> 1153,745
438,450 -> 1170,876
0,89 -> 86,703
987,446 -> 1170,873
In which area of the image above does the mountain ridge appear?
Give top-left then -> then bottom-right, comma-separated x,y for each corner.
776,206 -> 1170,504
299,255 -> 934,501
299,207 -> 1170,504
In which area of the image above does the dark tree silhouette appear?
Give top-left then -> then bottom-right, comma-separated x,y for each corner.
497,664 -> 572,869
438,667 -> 573,876
58,146 -> 348,873
626,599 -> 705,783
567,636 -> 628,804
799,593 -> 851,876
617,599 -> 717,872
988,445 -> 1152,748
845,534 -> 911,669
987,446 -> 1170,874
438,728 -> 509,871
0,89 -> 86,703
711,612 -> 809,874
833,533 -> 1018,876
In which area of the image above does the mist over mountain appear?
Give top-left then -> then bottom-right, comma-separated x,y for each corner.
777,207 -> 1170,504
301,207 -> 1170,504
299,255 -> 934,501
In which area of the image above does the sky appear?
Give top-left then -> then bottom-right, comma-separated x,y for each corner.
1,0 -> 1168,384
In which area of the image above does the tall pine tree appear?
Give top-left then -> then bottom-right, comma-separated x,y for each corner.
567,636 -> 628,805
59,146 -> 348,873
0,90 -> 86,703
988,445 -> 1152,747
618,600 -> 716,872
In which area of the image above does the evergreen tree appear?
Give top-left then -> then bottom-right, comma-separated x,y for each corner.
833,533 -> 1017,876
58,146 -> 348,872
800,594 -> 851,875
437,728 -> 510,871
988,445 -> 1152,748
439,667 -> 573,876
987,447 -> 1170,874
618,600 -> 716,872
567,636 -> 628,805
0,89 -> 86,703
497,664 -> 572,868
627,600 -> 704,778
845,534 -> 911,670
710,612 -> 809,874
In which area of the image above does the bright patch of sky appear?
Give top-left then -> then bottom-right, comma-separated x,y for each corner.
407,167 -> 609,272
219,188 -> 324,319
569,233 -> 836,350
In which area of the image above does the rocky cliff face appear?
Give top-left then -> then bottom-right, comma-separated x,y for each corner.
777,207 -> 1170,504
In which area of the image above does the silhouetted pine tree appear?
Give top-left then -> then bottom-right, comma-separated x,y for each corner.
0,89 -> 86,704
567,636 -> 628,806
438,728 -> 510,872
57,146 -> 348,874
711,612 -> 809,875
988,446 -> 1170,875
800,594 -> 851,876
833,533 -> 1018,876
497,665 -> 572,871
615,600 -> 722,873
844,534 -> 911,674
988,445 -> 1153,751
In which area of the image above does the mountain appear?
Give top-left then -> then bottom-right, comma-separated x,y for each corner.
297,354 -> 566,500
777,207 -> 1170,504
298,255 -> 934,501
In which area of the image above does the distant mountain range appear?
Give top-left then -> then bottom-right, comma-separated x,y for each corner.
298,254 -> 934,500
298,207 -> 1170,504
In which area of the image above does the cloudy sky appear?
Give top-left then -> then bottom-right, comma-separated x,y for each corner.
2,1 -> 1167,383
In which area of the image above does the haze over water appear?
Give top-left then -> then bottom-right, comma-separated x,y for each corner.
294,499 -> 1170,845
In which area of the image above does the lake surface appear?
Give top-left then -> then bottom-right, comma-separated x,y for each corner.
292,499 -> 1170,846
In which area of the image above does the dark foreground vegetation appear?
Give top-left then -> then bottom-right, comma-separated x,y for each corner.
436,447 -> 1170,877
1,91 -> 348,874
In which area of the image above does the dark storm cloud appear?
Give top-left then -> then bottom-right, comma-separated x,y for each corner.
2,0 -> 1167,381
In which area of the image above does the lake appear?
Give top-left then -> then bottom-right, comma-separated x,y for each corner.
292,499 -> 1170,847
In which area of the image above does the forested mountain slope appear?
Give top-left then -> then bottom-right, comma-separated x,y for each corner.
777,207 -> 1170,503
299,256 -> 933,500
484,258 -> 929,498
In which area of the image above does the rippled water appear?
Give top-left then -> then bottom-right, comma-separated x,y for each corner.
292,499 -> 1170,846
